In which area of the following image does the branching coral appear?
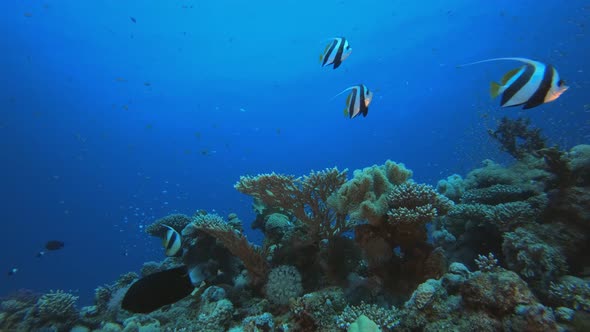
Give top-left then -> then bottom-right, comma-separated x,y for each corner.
447,200 -> 542,232
461,184 -> 537,205
549,276 -> 590,311
290,288 -> 347,330
189,213 -> 269,287
35,289 -> 79,322
386,183 -> 453,226
335,302 -> 401,331
475,253 -> 499,272
488,117 -> 546,160
502,227 -> 568,281
145,213 -> 192,237
235,167 -> 352,243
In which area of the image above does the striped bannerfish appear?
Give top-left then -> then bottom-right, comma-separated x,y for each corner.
320,37 -> 352,69
161,224 -> 182,257
459,57 -> 568,109
333,84 -> 374,119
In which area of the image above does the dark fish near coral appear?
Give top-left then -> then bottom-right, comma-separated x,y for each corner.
458,57 -> 568,109
45,240 -> 64,251
121,266 -> 194,313
320,37 -> 352,69
161,224 -> 182,257
333,84 -> 374,119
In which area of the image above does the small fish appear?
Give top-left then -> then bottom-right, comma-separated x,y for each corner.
458,57 -> 568,109
36,251 -> 45,258
7,268 -> 18,276
122,266 -> 193,313
23,12 -> 33,18
333,84 -> 374,119
130,16 -> 136,23
161,224 -> 182,257
320,37 -> 352,69
45,240 -> 65,251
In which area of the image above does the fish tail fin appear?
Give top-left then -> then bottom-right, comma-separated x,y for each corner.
490,82 -> 502,98
457,57 -> 536,68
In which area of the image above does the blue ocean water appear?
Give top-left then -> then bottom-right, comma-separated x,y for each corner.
0,0 -> 588,306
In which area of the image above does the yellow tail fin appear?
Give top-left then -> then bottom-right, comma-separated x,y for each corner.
490,82 -> 502,98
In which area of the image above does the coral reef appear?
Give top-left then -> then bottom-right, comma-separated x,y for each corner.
2,139 -> 590,331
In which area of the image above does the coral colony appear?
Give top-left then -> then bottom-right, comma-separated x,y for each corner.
2,119 -> 590,331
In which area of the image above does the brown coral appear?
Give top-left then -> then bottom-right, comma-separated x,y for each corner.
190,214 -> 269,287
235,167 -> 352,243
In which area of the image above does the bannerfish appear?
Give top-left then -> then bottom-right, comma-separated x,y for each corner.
458,57 -> 568,110
333,84 -> 374,119
121,266 -> 194,313
320,37 -> 352,69
161,224 -> 182,257
45,240 -> 65,251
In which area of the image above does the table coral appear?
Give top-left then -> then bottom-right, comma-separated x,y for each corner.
387,183 -> 453,226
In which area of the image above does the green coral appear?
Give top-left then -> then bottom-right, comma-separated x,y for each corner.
436,174 -> 465,203
335,302 -> 401,331
328,160 -> 413,226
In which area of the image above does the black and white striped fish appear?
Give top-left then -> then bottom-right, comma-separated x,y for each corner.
459,57 -> 568,110
320,37 -> 352,69
161,224 -> 182,257
333,84 -> 374,119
